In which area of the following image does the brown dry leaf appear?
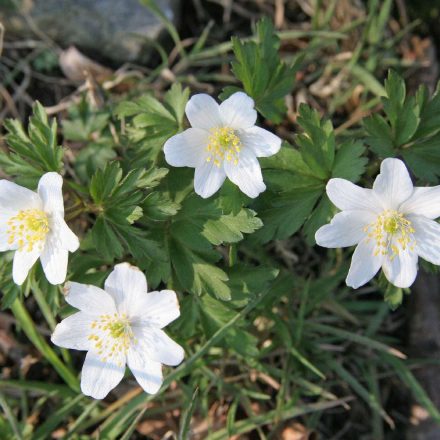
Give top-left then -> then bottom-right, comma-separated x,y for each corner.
136,419 -> 168,439
51,428 -> 67,439
0,328 -> 17,355
59,46 -> 113,82
410,405 -> 430,426
20,354 -> 39,376
281,422 -> 316,440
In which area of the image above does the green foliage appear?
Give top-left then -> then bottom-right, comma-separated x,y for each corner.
255,105 -> 367,243
1,11 -> 440,440
222,17 -> 301,123
89,162 -> 167,262
0,102 -> 63,186
364,69 -> 440,182
114,83 -> 189,166
62,99 -> 116,181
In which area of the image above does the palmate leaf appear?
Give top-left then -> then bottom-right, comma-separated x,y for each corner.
114,83 -> 189,166
89,162 -> 169,262
1,102 -> 63,186
222,17 -> 300,123
363,70 -> 440,182
166,195 -> 264,300
255,106 -> 367,243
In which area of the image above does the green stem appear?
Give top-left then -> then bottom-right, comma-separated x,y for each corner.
31,282 -> 73,366
10,299 -> 80,391
32,282 -> 56,331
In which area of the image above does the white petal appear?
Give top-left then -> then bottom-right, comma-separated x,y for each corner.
164,128 -> 209,168
410,215 -> 440,265
131,290 -> 180,328
315,211 -> 375,248
51,312 -> 93,350
185,94 -> 222,130
104,263 -> 148,316
56,217 -> 80,252
382,245 -> 418,288
132,326 -> 184,366
400,186 -> 440,219
0,210 -> 19,251
40,241 -> 68,285
219,92 -> 257,129
241,126 -> 282,158
80,351 -> 125,399
12,248 -> 41,285
346,238 -> 383,288
372,158 -> 413,209
127,346 -> 163,394
224,148 -> 265,198
326,178 -> 380,212
65,282 -> 116,314
0,180 -> 41,211
194,161 -> 226,198
38,172 -> 64,215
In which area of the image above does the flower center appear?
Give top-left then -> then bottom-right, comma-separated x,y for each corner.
365,210 -> 416,259
7,209 -> 50,252
206,127 -> 242,167
88,313 -> 135,364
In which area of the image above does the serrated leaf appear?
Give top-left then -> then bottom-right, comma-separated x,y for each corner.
202,209 -> 262,245
332,140 -> 367,181
1,102 -> 63,185
254,187 -> 323,243
92,216 -> 124,260
142,192 -> 180,220
126,206 -> 143,224
226,17 -> 300,122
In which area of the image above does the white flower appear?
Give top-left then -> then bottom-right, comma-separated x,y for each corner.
315,158 -> 440,289
0,172 -> 79,285
51,263 -> 184,399
164,92 -> 281,198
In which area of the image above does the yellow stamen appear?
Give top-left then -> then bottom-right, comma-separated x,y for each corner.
7,209 -> 49,252
88,312 -> 136,363
364,210 -> 416,259
206,127 -> 242,167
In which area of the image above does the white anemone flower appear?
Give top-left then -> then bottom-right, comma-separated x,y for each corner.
51,263 -> 184,399
315,158 -> 440,289
0,172 -> 79,285
164,92 -> 282,198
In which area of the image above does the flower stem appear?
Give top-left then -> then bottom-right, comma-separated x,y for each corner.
10,299 -> 80,392
31,281 -> 73,366
31,282 -> 56,331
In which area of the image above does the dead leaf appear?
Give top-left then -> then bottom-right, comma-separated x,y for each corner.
281,422 -> 316,440
59,46 -> 112,82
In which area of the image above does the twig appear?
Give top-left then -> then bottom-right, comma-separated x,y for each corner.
0,84 -> 20,119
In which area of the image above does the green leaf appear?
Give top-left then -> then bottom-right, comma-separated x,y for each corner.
364,70 -> 420,155
363,113 -> 394,157
225,17 -> 300,123
302,194 -> 333,245
253,187 -> 322,243
202,209 -> 262,245
142,192 -> 180,221
295,104 -> 335,179
92,216 -> 124,260
114,85 -> 189,165
126,206 -> 143,224
1,102 -> 63,186
332,140 -> 368,181
402,132 -> 440,183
